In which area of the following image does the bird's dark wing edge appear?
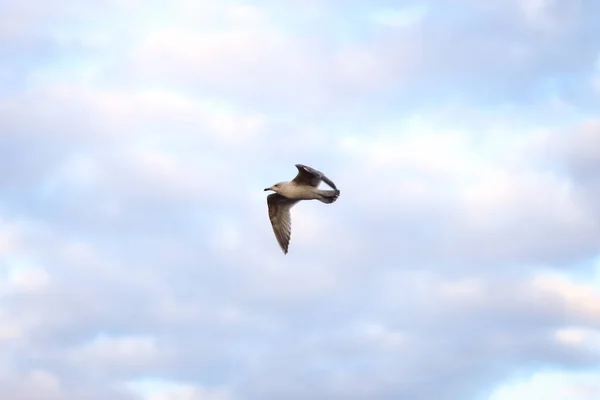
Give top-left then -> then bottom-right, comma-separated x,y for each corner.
292,164 -> 337,189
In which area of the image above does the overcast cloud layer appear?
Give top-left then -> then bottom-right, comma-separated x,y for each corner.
1,1 -> 600,399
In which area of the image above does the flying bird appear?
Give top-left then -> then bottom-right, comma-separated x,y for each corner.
264,164 -> 340,254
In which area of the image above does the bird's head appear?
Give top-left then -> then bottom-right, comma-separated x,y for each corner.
264,182 -> 283,193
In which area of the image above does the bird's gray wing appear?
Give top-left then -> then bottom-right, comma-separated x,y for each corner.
291,164 -> 338,189
267,193 -> 299,254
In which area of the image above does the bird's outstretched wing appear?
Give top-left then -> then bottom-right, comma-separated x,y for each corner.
267,193 -> 299,254
291,164 -> 338,189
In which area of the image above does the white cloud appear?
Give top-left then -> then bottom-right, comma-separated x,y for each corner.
7,266 -> 51,293
516,0 -> 582,31
337,117 -> 599,266
356,323 -> 406,350
70,334 -> 159,368
0,220 -> 20,254
439,278 -> 484,301
490,370 -> 600,400
0,321 -> 22,340
223,4 -> 268,26
370,6 -> 427,28
532,274 -> 600,320
130,379 -> 231,400
555,327 -> 600,351
0,369 -> 64,400
591,53 -> 600,94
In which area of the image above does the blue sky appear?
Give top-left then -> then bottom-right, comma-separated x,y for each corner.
1,0 -> 600,399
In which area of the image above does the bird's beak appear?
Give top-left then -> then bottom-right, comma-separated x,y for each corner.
264,187 -> 271,191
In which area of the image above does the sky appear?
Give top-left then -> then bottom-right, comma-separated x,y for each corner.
1,0 -> 600,399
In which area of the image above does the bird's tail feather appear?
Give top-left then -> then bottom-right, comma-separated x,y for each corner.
317,189 -> 340,204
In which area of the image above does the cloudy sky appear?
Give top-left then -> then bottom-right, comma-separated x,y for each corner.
1,0 -> 600,399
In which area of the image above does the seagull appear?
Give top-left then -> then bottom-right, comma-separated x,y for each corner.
264,164 -> 340,254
